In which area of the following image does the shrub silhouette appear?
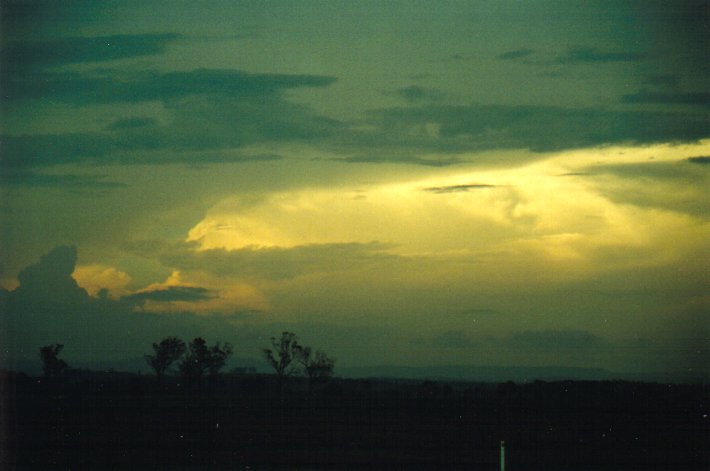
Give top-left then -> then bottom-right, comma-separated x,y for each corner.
39,344 -> 68,378
297,347 -> 335,383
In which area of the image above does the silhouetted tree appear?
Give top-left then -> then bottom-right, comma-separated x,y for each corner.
39,344 -> 68,378
299,349 -> 335,383
145,336 -> 186,382
180,337 -> 232,382
206,342 -> 233,376
263,331 -> 303,386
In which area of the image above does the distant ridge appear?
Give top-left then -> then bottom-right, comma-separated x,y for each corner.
4,357 -> 706,383
339,365 -> 709,383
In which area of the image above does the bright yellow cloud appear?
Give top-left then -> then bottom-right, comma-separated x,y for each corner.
73,264 -> 132,298
181,141 -> 710,311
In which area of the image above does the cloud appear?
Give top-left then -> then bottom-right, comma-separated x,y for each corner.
4,68 -> 337,104
504,330 -> 606,351
0,245 -> 397,371
5,76 -> 708,171
2,75 -> 341,168
365,104 -> 710,153
587,160 -> 706,181
621,91 -> 710,107
72,265 -> 132,299
687,156 -> 710,164
394,85 -> 444,102
0,246 -> 249,369
643,74 -> 680,89
13,246 -> 87,304
336,154 -> 464,167
1,33 -> 180,71
0,169 -> 127,189
107,117 -> 158,131
497,48 -> 534,60
423,184 -> 497,193
126,240 -> 397,281
576,159 -> 709,217
555,47 -> 645,63
122,286 -> 216,305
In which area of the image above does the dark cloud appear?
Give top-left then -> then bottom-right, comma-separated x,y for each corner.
588,160 -> 707,181
365,104 -> 710,153
635,0 -> 710,75
2,72 -> 341,168
1,34 -> 180,71
122,286 -> 216,305
504,330 -> 606,351
621,91 -> 710,108
336,154 -> 464,167
555,47 -> 645,63
424,184 -> 497,194
3,98 -> 709,170
0,169 -> 127,189
643,74 -> 681,89
4,68 -> 337,104
107,117 -> 158,131
1,248 -> 385,371
497,48 -> 534,60
13,246 -> 86,304
0,246 -> 240,370
687,156 -> 710,165
394,85 -> 444,102
431,330 -> 477,349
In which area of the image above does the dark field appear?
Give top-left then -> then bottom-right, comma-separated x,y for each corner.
1,371 -> 708,470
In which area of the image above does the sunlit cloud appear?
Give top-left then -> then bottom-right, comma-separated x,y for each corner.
125,270 -> 269,315
187,142 -> 710,291
73,264 -> 132,299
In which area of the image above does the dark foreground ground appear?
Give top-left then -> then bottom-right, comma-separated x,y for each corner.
1,370 -> 708,470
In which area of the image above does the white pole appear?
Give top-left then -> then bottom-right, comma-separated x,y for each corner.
500,440 -> 505,471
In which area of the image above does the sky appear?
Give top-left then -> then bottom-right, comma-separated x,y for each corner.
1,1 -> 708,378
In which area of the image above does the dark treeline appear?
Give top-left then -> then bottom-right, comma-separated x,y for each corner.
2,367 -> 708,469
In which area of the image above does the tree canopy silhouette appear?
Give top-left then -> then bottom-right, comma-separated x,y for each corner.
145,336 -> 186,381
179,337 -> 232,382
263,331 -> 303,383
263,332 -> 335,386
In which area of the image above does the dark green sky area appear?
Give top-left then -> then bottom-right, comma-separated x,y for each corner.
1,1 -> 708,379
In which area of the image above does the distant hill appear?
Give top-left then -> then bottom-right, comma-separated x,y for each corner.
339,364 -> 709,383
339,365 -> 612,382
5,356 -> 707,383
